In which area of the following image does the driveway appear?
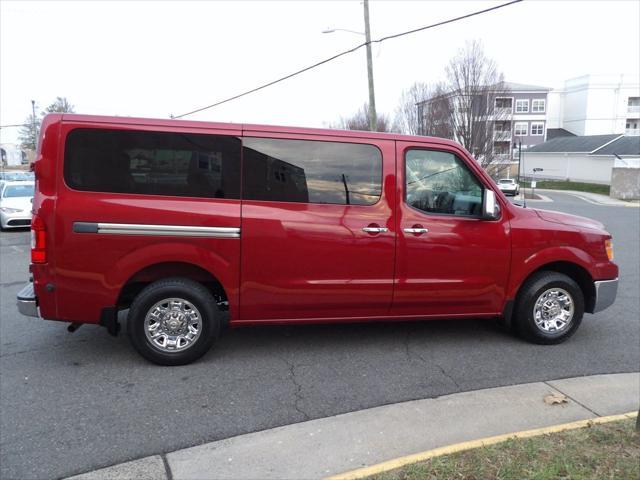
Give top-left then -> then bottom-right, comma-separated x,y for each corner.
1,191 -> 638,479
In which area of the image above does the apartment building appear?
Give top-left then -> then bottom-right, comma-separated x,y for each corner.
490,82 -> 551,164
547,74 -> 640,136
416,82 -> 551,176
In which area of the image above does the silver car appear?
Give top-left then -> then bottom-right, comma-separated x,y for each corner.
0,181 -> 34,229
497,178 -> 520,196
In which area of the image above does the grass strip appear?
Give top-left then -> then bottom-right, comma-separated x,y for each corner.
519,180 -> 610,195
366,418 -> 638,480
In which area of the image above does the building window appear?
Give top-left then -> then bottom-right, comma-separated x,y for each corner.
531,122 -> 544,136
515,99 -> 529,113
628,97 -> 640,114
531,99 -> 546,113
514,123 -> 528,136
494,97 -> 513,111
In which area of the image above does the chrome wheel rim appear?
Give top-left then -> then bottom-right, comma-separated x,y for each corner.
144,298 -> 202,352
533,288 -> 574,333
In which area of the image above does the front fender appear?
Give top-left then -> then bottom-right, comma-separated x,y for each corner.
507,245 -> 597,299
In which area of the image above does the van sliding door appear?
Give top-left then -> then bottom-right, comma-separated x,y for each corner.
238,133 -> 396,322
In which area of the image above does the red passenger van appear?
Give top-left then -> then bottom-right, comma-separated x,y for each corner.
17,114 -> 618,365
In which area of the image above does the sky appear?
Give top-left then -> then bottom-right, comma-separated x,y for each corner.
1,0 -> 639,144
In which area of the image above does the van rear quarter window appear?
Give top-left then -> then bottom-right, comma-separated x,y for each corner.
242,137 -> 382,205
64,128 -> 241,198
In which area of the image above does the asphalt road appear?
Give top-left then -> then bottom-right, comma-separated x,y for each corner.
1,192 -> 638,479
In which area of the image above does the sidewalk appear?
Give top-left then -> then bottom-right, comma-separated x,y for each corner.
536,189 -> 640,207
68,372 -> 639,480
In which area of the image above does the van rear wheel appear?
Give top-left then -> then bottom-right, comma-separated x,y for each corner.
514,271 -> 584,344
127,278 -> 220,365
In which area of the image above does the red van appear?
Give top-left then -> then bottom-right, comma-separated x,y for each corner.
17,114 -> 618,365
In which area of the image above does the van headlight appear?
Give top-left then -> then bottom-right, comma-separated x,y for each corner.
0,207 -> 21,213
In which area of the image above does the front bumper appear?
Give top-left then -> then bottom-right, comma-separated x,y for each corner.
592,278 -> 618,313
17,282 -> 39,317
0,211 -> 32,228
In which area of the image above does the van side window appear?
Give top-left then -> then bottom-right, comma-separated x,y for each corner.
405,149 -> 483,217
242,138 -> 382,205
64,129 -> 241,199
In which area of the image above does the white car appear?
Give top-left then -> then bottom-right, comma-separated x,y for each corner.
497,178 -> 520,196
0,180 -> 34,229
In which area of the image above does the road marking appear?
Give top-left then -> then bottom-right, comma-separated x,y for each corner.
325,411 -> 638,480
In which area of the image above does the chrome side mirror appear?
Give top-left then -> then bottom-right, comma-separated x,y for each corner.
483,189 -> 500,220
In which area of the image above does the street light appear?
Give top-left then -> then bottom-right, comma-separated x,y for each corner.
322,28 -> 364,35
513,138 -> 522,198
31,100 -> 37,151
322,0 -> 377,131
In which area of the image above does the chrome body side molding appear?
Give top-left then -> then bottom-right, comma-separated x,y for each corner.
73,222 -> 240,238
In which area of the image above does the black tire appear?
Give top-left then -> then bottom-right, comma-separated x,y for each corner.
513,271 -> 584,344
127,278 -> 220,365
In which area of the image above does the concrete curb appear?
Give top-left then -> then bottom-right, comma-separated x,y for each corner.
513,192 -> 553,203
328,411 -> 638,480
66,372 -> 639,480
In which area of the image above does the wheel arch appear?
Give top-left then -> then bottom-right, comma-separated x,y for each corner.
104,241 -> 239,321
116,261 -> 229,312
514,261 -> 596,314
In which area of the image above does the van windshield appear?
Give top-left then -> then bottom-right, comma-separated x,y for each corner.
3,184 -> 34,198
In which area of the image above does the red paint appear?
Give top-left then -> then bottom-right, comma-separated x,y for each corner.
29,114 -> 618,328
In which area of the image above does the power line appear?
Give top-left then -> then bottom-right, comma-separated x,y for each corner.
0,124 -> 28,129
173,0 -> 522,119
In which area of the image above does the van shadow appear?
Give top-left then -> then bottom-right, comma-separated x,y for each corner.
213,316 -> 516,359
39,314 -> 517,368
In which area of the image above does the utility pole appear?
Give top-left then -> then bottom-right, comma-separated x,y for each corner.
363,0 -> 377,132
31,100 -> 37,151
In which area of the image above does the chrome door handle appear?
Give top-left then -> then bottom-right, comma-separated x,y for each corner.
403,227 -> 429,234
362,227 -> 388,233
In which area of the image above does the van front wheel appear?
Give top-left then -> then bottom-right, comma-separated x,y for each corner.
514,271 -> 584,344
127,278 -> 220,365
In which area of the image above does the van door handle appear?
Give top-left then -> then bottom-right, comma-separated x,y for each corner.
362,224 -> 388,234
403,226 -> 429,235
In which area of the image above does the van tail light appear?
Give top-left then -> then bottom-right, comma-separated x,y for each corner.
31,214 -> 47,264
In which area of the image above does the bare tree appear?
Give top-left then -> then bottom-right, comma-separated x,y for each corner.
418,41 -> 511,174
336,103 -> 393,132
393,82 -> 433,135
19,97 -> 75,150
419,83 -> 455,139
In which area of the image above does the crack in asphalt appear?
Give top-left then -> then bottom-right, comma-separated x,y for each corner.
404,328 -> 460,389
279,356 -> 311,421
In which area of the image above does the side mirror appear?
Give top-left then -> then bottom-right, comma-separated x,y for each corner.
483,189 -> 500,220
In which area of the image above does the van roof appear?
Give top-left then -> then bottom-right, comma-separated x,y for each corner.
55,113 -> 464,149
